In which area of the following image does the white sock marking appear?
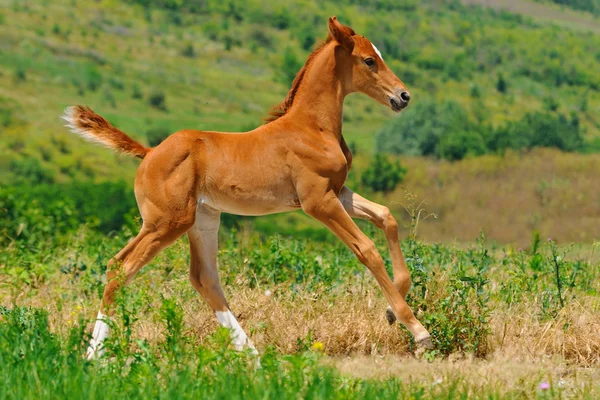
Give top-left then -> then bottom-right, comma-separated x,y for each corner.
86,311 -> 110,360
215,310 -> 257,354
372,43 -> 383,60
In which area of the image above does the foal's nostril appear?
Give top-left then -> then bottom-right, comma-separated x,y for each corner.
400,91 -> 411,103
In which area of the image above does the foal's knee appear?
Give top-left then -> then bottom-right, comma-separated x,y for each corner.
379,206 -> 399,234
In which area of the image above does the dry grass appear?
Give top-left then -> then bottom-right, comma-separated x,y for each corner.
462,0 -> 600,33
374,148 -> 600,246
5,256 -> 599,366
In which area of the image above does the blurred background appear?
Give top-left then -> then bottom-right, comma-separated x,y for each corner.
1,0 -> 600,247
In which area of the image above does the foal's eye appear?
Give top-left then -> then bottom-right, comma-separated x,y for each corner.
364,58 -> 375,68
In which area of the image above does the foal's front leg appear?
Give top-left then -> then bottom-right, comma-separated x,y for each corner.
339,186 -> 411,325
301,190 -> 431,346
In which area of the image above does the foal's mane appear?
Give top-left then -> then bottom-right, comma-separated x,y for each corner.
263,38 -> 332,124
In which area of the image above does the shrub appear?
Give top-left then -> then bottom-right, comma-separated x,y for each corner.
376,99 -> 474,157
436,129 -> 487,161
488,111 -> 583,153
181,43 -> 195,57
9,157 -> 54,185
14,67 -> 26,83
148,90 -> 167,111
132,83 -> 143,99
361,154 -> 407,194
146,127 -> 171,147
496,72 -> 507,93
85,66 -> 103,92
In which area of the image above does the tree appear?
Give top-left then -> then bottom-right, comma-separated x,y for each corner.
376,99 -> 474,158
361,154 -> 407,194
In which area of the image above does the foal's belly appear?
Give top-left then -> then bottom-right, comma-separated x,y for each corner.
198,188 -> 301,216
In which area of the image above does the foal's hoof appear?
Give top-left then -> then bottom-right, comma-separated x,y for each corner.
385,306 -> 397,325
414,336 -> 433,359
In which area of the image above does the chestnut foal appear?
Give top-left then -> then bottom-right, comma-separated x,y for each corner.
64,17 -> 431,360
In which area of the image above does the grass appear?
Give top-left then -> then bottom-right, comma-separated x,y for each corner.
1,224 -> 599,398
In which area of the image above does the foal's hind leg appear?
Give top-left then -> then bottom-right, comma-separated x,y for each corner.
87,213 -> 195,359
339,186 -> 412,325
188,205 -> 257,353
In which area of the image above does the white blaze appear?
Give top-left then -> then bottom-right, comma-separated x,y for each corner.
372,43 -> 383,60
86,311 -> 110,360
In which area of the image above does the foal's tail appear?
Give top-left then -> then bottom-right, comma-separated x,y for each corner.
62,105 -> 149,159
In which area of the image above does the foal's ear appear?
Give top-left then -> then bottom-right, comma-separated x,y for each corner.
328,16 -> 355,53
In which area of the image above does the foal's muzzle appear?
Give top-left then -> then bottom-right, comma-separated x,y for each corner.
390,90 -> 410,112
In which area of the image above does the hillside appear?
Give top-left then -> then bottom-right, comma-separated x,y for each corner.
1,0 -> 599,181
1,0 -> 600,244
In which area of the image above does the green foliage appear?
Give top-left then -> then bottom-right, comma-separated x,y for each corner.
437,129 -> 487,161
0,305 -> 523,399
84,65 -> 102,92
181,42 -> 196,58
496,72 -> 507,93
488,111 -> 584,153
536,0 -> 600,15
407,237 -> 491,357
361,153 -> 407,193
279,46 -> 302,86
377,99 -> 477,158
378,99 -> 586,160
147,90 -> 167,111
9,157 -> 55,185
146,126 -> 171,147
0,181 -> 138,246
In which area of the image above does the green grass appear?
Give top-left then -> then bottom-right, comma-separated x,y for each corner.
1,222 -> 599,398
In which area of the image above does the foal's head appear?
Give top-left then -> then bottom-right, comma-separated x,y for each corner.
328,17 -> 411,112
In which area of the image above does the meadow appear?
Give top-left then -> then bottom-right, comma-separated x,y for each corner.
1,214 -> 600,398
2,0 -> 600,398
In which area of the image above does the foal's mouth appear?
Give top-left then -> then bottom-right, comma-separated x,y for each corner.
389,97 -> 407,113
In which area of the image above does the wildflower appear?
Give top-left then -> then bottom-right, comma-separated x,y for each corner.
311,341 -> 325,353
538,382 -> 550,390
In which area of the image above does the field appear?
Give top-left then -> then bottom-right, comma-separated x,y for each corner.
2,0 -> 600,398
2,224 -> 600,398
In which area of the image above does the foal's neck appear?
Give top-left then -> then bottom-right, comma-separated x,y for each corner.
286,43 -> 350,140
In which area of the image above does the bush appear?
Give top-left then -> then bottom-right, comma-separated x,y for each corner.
488,111 -> 584,153
181,43 -> 195,58
437,129 -> 487,161
378,99 -> 585,161
361,154 -> 407,194
85,66 -> 103,92
146,127 -> 171,147
376,99 -> 475,158
148,91 -> 167,111
132,84 -> 143,99
9,157 -> 54,185
0,181 -> 138,245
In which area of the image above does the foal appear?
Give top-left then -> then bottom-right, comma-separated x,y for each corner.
64,17 -> 432,359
